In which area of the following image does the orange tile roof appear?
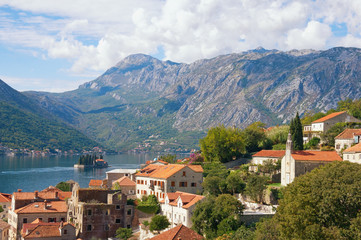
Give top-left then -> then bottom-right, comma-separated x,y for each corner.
291,150 -> 342,162
252,150 -> 285,158
343,142 -> 361,153
113,176 -> 136,186
188,165 -> 203,172
150,224 -> 204,240
23,224 -> 62,239
165,192 -> 204,209
58,192 -> 72,200
137,164 -> 203,179
15,201 -> 67,214
0,193 -> 11,202
312,111 -> 346,123
89,179 -> 103,186
14,187 -> 66,201
335,128 -> 361,139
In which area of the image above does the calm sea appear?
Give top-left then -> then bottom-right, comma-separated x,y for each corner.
0,153 -> 159,194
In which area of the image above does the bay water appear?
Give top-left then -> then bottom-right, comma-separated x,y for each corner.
0,153 -> 159,194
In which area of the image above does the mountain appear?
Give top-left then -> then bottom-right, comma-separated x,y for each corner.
0,80 -> 100,151
24,47 -> 361,151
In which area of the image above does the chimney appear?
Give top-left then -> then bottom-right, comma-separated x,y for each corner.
34,191 -> 38,199
17,189 -> 22,192
44,200 -> 48,210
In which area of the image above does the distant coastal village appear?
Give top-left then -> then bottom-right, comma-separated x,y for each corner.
2,99 -> 361,239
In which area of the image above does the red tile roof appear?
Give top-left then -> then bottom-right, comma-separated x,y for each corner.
14,187 -> 67,201
89,179 -> 103,187
252,150 -> 285,158
150,224 -> 204,240
14,201 -> 67,214
113,176 -> 136,186
312,111 -> 346,123
165,192 -> 204,209
0,193 -> 11,202
343,142 -> 361,153
22,222 -> 74,239
136,164 -> 203,179
291,150 -> 342,162
335,128 -> 361,139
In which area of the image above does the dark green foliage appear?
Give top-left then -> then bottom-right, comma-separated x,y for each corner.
243,122 -> 268,154
253,217 -> 280,240
290,112 -> 303,150
0,101 -> 99,151
305,137 -> 320,149
245,174 -> 269,203
192,194 -> 243,239
55,182 -> 71,192
272,143 -> 286,150
78,154 -> 102,165
149,215 -> 170,232
226,171 -> 246,195
321,123 -> 347,146
270,188 -> 283,201
202,161 -> 229,178
200,125 -> 245,163
136,195 -> 160,214
126,199 -> 135,205
275,161 -> 361,239
115,227 -> 133,240
202,176 -> 225,196
158,154 -> 176,163
258,159 -> 280,175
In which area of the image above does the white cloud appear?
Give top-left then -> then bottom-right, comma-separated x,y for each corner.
0,0 -> 361,79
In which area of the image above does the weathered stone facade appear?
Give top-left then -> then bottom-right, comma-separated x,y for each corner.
67,184 -> 134,239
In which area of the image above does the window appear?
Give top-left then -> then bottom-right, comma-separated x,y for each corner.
61,218 -> 65,222
105,209 -> 110,215
137,180 -> 140,184
64,230 -> 68,234
87,209 -> 92,216
336,144 -> 340,149
23,218 -> 27,223
179,182 -> 187,187
48,218 -> 56,222
116,205 -> 120,210
3,205 -> 6,208
182,171 -> 186,176
116,219 -> 121,224
87,225 -> 92,231
127,209 -> 132,215
137,190 -> 139,194
191,182 -> 196,187
171,181 -> 175,187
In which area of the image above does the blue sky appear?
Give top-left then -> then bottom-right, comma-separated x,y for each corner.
0,0 -> 360,92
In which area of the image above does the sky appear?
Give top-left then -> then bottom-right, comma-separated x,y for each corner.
0,0 -> 361,92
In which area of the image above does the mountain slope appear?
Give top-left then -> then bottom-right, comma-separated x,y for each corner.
24,47 -> 361,151
0,81 -> 100,151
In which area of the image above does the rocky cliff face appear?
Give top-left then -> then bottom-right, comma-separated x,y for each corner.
24,47 -> 361,150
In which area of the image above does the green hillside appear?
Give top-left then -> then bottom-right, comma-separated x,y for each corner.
0,101 -> 100,151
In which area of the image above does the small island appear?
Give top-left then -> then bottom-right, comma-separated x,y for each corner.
74,154 -> 108,169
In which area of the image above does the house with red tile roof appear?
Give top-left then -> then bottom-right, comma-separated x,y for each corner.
135,164 -> 203,200
88,179 -> 108,189
160,192 -> 204,228
343,142 -> 361,163
112,176 -> 136,196
0,193 -> 11,220
149,224 -> 204,240
281,133 -> 342,186
0,219 -> 10,240
334,128 -> 361,154
252,150 -> 285,165
303,111 -> 361,142
8,187 -> 71,240
21,219 -> 75,240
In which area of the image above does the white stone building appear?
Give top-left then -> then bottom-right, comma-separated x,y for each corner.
334,128 -> 361,154
160,192 -> 204,228
135,164 -> 203,201
343,142 -> 361,164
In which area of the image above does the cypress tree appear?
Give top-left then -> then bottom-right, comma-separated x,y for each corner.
292,112 -> 304,150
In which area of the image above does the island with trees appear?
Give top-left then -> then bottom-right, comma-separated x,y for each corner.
74,154 -> 108,168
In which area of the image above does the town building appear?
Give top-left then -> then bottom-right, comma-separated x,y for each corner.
334,128 -> 361,154
160,192 -> 204,228
135,164 -> 203,201
281,133 -> 342,186
8,187 -> 71,240
251,150 -> 285,165
21,219 -> 75,240
112,176 -> 136,196
0,220 -> 10,240
106,169 -> 138,187
149,224 -> 204,240
343,142 -> 361,163
303,111 -> 361,142
67,183 -> 134,239
0,193 -> 11,220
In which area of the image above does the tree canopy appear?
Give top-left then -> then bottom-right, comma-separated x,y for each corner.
274,161 -> 361,239
149,215 -> 170,232
115,227 -> 133,240
200,125 -> 245,163
290,112 -> 303,150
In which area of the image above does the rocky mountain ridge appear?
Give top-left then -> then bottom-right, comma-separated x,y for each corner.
23,47 -> 361,151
